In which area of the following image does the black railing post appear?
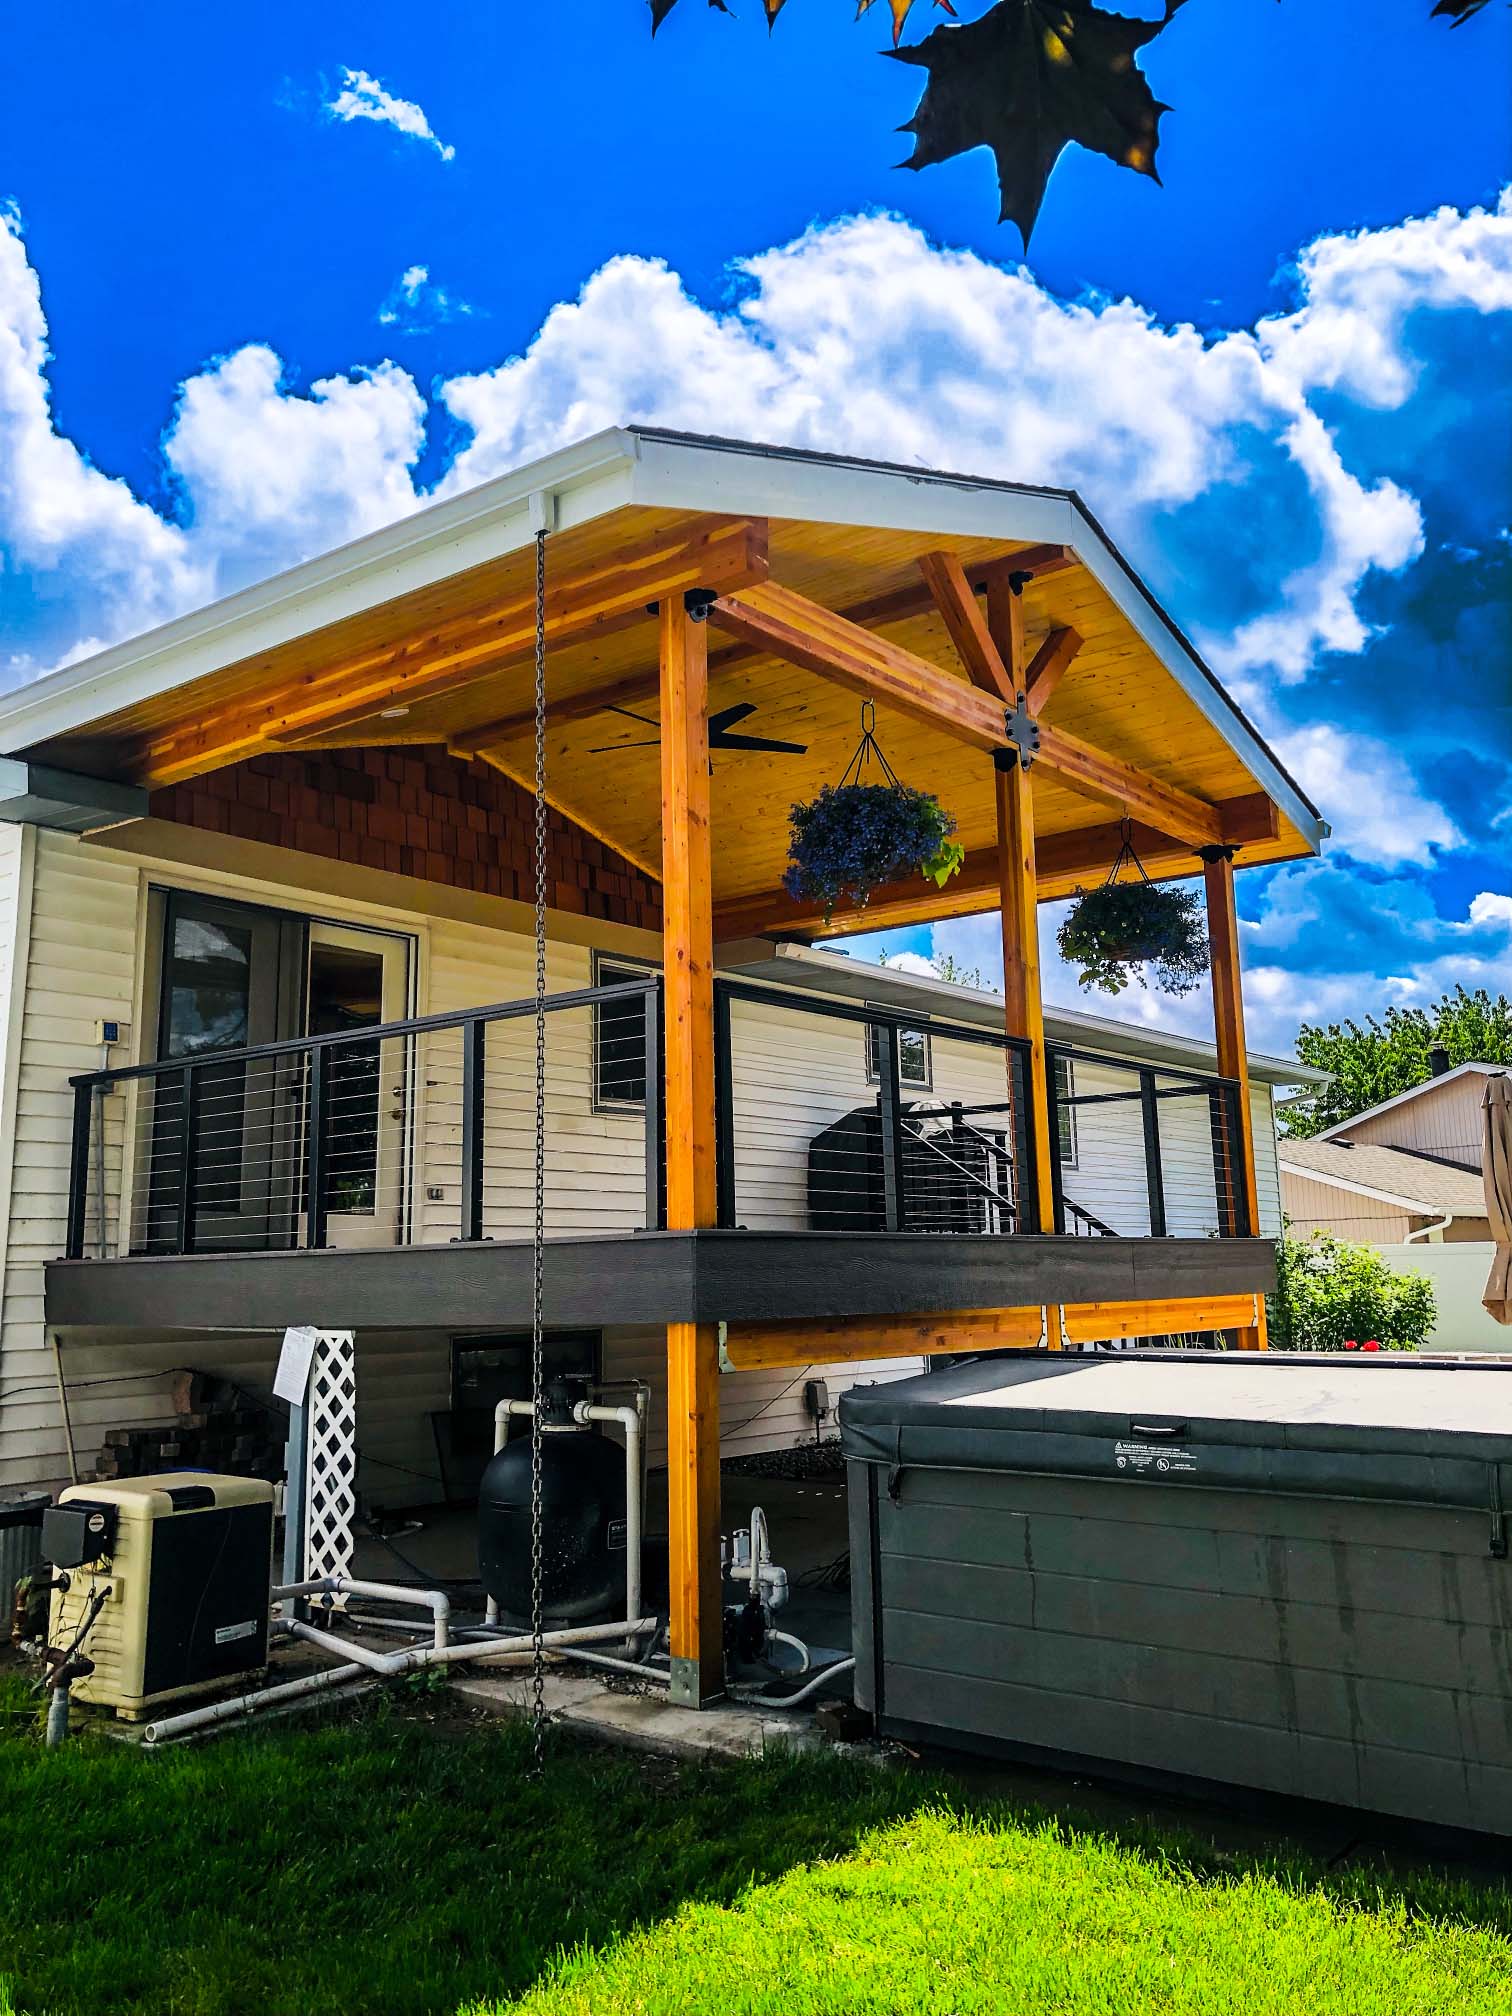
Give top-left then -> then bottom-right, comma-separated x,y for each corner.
1138,1067 -> 1168,1237
175,1065 -> 201,1256
876,1022 -> 906,1232
713,982 -> 736,1229
643,979 -> 663,1231
460,1017 -> 486,1241
306,1046 -> 330,1250
1040,1048 -> 1064,1236
65,1079 -> 94,1260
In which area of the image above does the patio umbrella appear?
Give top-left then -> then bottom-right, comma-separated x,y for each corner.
1482,1072 -> 1512,1326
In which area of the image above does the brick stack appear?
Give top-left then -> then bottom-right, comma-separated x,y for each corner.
150,746 -> 663,931
90,1370 -> 285,1484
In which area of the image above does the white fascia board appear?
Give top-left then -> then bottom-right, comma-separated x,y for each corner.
627,431 -> 1327,856
0,429 -> 641,755
1275,1158 -> 1445,1217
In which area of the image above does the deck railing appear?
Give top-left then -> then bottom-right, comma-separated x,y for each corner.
63,972 -> 1251,1261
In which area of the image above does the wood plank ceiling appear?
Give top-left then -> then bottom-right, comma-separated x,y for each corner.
32,506 -> 1312,926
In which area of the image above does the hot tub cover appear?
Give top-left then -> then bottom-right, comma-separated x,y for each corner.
839,1350 -> 1512,1524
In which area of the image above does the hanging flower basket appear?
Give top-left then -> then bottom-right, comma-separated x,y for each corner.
783,705 -> 964,920
1057,825 -> 1209,997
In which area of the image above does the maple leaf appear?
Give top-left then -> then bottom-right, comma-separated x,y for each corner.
649,0 -> 731,33
856,0 -> 960,49
890,0 -> 1189,247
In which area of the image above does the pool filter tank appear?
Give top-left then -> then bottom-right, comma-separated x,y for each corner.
477,1376 -> 627,1628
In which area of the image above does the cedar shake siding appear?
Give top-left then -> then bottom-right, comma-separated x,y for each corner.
150,747 -> 663,932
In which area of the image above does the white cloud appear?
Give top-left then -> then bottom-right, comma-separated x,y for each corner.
377,264 -> 477,333
1270,723 -> 1461,867
324,68 -> 455,162
1469,891 -> 1512,933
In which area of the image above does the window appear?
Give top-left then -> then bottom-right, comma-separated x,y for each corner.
593,953 -> 654,1107
866,1012 -> 932,1091
1054,1054 -> 1078,1169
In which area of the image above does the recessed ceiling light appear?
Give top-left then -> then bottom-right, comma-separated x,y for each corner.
380,705 -> 410,719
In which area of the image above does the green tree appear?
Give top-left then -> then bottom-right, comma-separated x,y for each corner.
1268,1229 -> 1435,1353
1283,986 -> 1512,1138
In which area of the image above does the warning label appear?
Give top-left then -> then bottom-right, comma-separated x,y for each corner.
1113,1440 -> 1197,1477
214,1619 -> 259,1645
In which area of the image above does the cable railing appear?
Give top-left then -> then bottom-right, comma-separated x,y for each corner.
65,978 -> 661,1261
63,971 -> 1254,1263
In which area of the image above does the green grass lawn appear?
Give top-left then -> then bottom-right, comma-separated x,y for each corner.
2,1676 -> 1510,2016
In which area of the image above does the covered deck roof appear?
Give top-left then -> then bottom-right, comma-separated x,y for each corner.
0,427 -> 1325,938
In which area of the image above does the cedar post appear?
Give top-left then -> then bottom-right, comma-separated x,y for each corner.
1201,847 -> 1266,1349
659,593 -> 724,1703
987,583 -> 1058,1284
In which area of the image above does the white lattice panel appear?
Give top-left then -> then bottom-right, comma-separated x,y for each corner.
302,1330 -> 357,1607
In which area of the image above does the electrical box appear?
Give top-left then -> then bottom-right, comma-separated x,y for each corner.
46,1474 -> 273,1720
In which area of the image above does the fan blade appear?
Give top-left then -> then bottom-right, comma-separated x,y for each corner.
607,705 -> 660,729
588,738 -> 663,753
708,701 -> 757,733
709,732 -> 810,755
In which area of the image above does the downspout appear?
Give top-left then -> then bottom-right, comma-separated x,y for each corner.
1405,1212 -> 1453,1245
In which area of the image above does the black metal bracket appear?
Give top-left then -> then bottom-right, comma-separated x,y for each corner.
683,588 -> 717,623
995,694 -> 1040,772
1196,843 -> 1238,864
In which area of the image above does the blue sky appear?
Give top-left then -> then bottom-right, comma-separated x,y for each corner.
1,0 -> 1508,1055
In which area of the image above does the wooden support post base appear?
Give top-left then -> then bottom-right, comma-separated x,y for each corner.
666,1317 -> 724,1707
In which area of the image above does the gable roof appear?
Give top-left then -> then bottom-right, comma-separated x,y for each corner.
1318,1062 -> 1507,1143
0,427 -> 1327,868
1278,1136 -> 1488,1218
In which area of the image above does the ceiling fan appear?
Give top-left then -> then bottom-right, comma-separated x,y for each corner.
589,702 -> 808,757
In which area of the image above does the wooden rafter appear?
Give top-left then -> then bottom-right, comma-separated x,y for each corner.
709,580 -> 1224,847
1023,627 -> 1082,714
455,541 -> 1077,752
464,746 -> 664,885
134,516 -> 769,786
711,796 -> 1279,941
918,550 -> 1015,703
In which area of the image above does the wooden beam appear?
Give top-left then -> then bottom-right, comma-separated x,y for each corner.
1204,849 -> 1266,1349
1061,1294 -> 1262,1344
1024,627 -> 1083,715
454,543 -> 1076,751
710,580 -> 1223,847
710,579 -> 1009,752
712,795 -> 1278,941
987,580 -> 1059,1277
721,1307 -> 1044,1372
659,595 -> 723,1704
137,516 -> 769,785
918,551 -> 1015,703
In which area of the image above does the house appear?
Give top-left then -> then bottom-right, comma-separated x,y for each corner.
0,427 -> 1327,1704
1279,1059 -> 1507,1351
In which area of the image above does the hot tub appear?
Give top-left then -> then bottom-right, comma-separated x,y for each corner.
840,1350 -> 1512,1833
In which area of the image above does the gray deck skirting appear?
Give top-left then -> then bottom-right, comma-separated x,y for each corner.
43,1233 -> 1275,1334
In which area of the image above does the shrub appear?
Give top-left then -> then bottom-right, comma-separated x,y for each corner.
1268,1228 -> 1435,1352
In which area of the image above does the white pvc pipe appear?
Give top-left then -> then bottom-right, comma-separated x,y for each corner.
285,1613 -> 659,1680
142,1663 -> 374,1744
731,1658 -> 856,1712
273,1576 -> 450,1649
766,1629 -> 811,1676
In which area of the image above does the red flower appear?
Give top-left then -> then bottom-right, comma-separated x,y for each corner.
1361,1340 -> 1382,1352
1343,1338 -> 1358,1350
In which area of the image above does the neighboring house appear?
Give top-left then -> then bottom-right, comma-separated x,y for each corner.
0,428 -> 1327,1703
1279,1060 -> 1507,1351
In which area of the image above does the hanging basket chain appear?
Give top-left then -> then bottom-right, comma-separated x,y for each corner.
836,699 -> 903,790
1105,814 -> 1154,889
530,525 -> 548,1772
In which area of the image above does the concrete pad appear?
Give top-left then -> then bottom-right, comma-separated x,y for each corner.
454,1669 -> 825,1763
